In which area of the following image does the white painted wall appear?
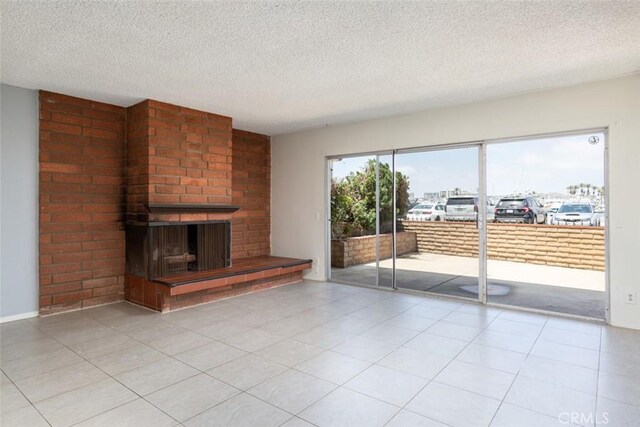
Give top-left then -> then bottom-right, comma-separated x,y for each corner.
271,75 -> 640,329
0,84 -> 39,321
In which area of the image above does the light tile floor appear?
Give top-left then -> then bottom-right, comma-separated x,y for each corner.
1,280 -> 639,427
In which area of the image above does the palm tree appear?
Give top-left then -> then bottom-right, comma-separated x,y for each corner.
597,186 -> 605,203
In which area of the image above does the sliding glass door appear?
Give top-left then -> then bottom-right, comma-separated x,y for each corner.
485,132 -> 606,318
329,145 -> 484,302
328,130 -> 606,319
394,146 -> 482,301
328,154 -> 394,288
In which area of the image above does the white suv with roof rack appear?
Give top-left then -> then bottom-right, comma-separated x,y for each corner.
445,196 -> 494,222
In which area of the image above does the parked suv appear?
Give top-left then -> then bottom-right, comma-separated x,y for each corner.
494,197 -> 546,224
445,196 -> 494,221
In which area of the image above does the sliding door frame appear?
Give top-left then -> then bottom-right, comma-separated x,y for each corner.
479,143 -> 488,304
328,143 -> 486,303
482,127 -> 609,322
326,127 -> 609,322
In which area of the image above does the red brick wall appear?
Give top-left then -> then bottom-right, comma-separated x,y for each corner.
125,100 -> 233,222
39,91 -> 126,314
39,92 -> 272,314
231,130 -> 271,260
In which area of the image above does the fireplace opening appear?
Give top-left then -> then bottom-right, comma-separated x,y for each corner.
126,221 -> 231,280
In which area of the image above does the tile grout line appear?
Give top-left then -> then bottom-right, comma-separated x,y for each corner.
88,316 -> 261,425
86,305 -> 322,425
83,287 -> 378,425
594,326 -> 603,417
0,364 -> 55,427
38,325 -> 183,426
28,311 -> 236,425
177,287 -> 409,425
386,306 -> 504,426
483,317 -> 602,425
485,311 -> 549,426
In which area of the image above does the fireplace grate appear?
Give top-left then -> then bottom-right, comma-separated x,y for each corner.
126,221 -> 230,280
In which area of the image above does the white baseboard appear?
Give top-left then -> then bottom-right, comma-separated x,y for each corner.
0,311 -> 39,324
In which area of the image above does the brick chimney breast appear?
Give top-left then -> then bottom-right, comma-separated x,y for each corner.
126,99 -> 233,223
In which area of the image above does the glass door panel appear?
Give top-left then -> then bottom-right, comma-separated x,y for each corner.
486,133 -> 606,318
394,146 -> 481,300
329,155 -> 392,288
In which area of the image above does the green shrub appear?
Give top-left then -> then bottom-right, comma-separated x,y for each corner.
331,160 -> 410,239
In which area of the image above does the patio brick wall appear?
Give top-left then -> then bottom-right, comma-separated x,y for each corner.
331,232 -> 417,268
401,221 -> 605,271
39,91 -> 127,314
231,129 -> 271,260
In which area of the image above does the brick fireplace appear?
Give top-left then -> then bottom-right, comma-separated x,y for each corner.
38,92 -> 310,315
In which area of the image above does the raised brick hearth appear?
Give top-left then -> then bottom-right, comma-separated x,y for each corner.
126,256 -> 311,312
39,91 -> 310,314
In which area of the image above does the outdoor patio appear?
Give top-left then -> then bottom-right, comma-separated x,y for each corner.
331,253 -> 606,318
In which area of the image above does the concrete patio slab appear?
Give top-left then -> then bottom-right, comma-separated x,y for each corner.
331,253 -> 605,319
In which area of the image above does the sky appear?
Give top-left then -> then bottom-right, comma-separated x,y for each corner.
331,133 -> 604,197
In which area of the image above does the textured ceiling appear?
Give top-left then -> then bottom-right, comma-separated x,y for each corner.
1,1 -> 639,135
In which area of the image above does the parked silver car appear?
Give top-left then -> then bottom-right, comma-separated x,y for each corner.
445,196 -> 495,222
551,203 -> 596,226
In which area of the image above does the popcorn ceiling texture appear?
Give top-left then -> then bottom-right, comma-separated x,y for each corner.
2,1 -> 639,135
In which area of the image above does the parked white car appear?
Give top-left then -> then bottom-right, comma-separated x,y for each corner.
406,203 -> 445,221
551,203 -> 596,226
545,207 -> 559,224
544,202 -> 563,224
593,207 -> 605,226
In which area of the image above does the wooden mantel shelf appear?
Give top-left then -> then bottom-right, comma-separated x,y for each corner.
145,203 -> 240,214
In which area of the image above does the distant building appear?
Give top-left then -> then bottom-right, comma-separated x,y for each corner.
421,189 -> 473,201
